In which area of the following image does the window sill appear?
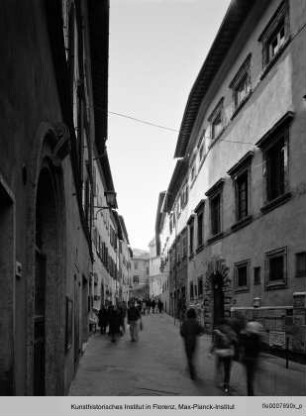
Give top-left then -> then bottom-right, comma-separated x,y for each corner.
260,38 -> 291,82
207,232 -> 224,245
261,192 -> 291,214
231,215 -> 253,232
265,281 -> 287,291
231,92 -> 252,121
234,287 -> 249,293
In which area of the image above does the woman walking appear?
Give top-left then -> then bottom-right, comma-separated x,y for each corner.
210,320 -> 237,394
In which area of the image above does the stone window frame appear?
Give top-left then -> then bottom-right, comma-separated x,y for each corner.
256,111 -> 294,214
228,151 -> 254,230
265,246 -> 287,290
229,54 -> 252,117
259,1 -> 290,75
234,259 -> 250,293
194,199 -> 205,252
208,98 -> 225,142
187,214 -> 195,258
205,178 -> 225,242
295,252 -> 306,278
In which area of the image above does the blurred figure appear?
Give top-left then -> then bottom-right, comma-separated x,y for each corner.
210,320 -> 237,394
118,301 -> 127,335
151,299 -> 156,314
180,308 -> 204,380
98,305 -> 108,335
240,321 -> 264,396
158,299 -> 163,314
127,301 -> 142,342
108,305 -> 122,343
145,298 -> 151,315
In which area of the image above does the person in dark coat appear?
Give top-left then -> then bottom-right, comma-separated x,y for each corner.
127,301 -> 142,342
240,321 -> 263,396
98,305 -> 108,335
158,299 -> 163,314
180,308 -> 204,380
151,299 -> 156,313
108,305 -> 122,343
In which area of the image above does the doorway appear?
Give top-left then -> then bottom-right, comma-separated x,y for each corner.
34,166 -> 64,395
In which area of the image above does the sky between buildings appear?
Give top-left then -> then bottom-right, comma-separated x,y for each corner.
107,0 -> 232,251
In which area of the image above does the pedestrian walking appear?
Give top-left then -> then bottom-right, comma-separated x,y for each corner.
180,308 -> 204,380
151,299 -> 156,314
209,320 -> 237,394
98,305 -> 108,335
239,321 -> 263,396
127,301 -> 142,342
158,299 -> 163,314
108,305 -> 122,343
145,298 -> 151,315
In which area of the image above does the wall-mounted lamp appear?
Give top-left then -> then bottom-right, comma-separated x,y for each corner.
93,191 -> 117,219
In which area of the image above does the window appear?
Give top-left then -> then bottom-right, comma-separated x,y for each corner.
194,199 -> 205,249
234,260 -> 250,290
198,277 -> 203,297
209,98 -> 224,141
230,55 -> 251,111
259,2 -> 289,69
236,172 -> 248,220
180,182 -> 189,209
228,151 -> 253,223
256,112 -> 293,209
188,217 -> 194,256
265,247 -> 287,288
190,160 -> 196,184
296,252 -> 306,277
210,194 -> 221,236
197,211 -> 204,248
190,282 -> 194,299
133,275 -> 139,284
254,267 -> 261,285
205,179 -> 224,238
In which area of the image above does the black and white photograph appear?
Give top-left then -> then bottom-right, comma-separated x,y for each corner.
0,0 -> 306,415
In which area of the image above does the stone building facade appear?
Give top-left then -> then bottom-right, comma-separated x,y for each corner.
158,0 -> 306,353
0,0 -> 110,395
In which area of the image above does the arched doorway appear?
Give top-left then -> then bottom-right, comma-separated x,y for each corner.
204,256 -> 232,332
34,165 -> 64,395
212,273 -> 224,327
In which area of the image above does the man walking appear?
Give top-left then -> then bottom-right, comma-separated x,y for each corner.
127,301 -> 142,342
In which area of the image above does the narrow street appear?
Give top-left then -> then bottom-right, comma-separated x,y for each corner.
69,313 -> 306,396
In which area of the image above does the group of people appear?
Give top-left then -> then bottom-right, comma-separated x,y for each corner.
180,308 -> 263,396
97,300 -> 143,343
143,298 -> 164,314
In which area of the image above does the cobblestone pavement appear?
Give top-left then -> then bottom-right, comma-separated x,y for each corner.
69,313 -> 306,396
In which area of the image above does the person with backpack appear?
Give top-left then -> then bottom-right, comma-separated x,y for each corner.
209,320 -> 237,394
180,308 -> 204,380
